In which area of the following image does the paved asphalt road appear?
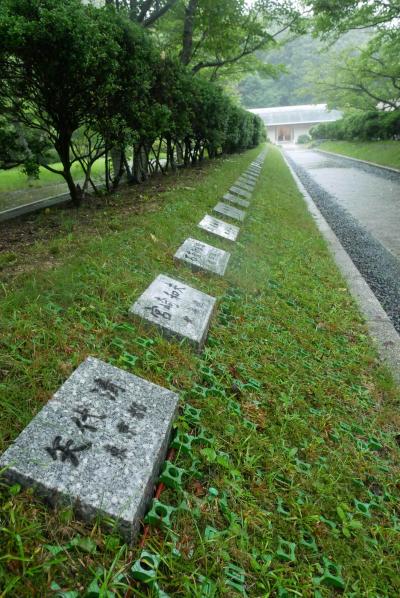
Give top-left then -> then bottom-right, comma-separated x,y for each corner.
284,147 -> 400,334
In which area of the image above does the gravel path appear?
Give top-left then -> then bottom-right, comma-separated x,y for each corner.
285,150 -> 400,334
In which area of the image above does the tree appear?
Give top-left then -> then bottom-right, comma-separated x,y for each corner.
0,0 -> 154,205
305,0 -> 400,38
105,0 -> 178,26
155,0 -> 304,80
0,118 -> 51,173
308,34 -> 400,111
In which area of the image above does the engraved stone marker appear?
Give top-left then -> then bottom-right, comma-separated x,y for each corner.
235,180 -> 254,192
241,174 -> 257,183
130,274 -> 215,350
0,357 -> 179,541
174,237 -> 230,276
223,193 -> 250,208
213,201 -> 246,222
229,186 -> 252,200
198,214 -> 240,242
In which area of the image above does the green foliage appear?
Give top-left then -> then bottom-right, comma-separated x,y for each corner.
0,118 -> 51,174
297,134 -> 311,144
1,147 -> 399,595
0,0 -> 265,203
310,110 -> 400,142
155,0 -> 303,79
307,0 -> 400,39
0,0 -> 154,203
308,33 -> 400,112
316,140 -> 400,170
238,30 -> 371,109
306,0 -> 400,120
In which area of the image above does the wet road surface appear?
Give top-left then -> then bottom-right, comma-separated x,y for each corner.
284,147 -> 400,334
286,149 -> 400,259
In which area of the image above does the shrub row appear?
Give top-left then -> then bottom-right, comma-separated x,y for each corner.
310,110 -> 400,142
0,0 -> 265,206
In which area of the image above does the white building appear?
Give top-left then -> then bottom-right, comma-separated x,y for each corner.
249,104 -> 342,144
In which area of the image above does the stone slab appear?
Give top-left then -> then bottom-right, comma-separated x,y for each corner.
213,201 -> 246,222
129,274 -> 216,350
198,214 -> 240,242
235,180 -> 254,192
246,167 -> 260,175
241,174 -> 257,183
223,193 -> 250,208
229,186 -> 252,200
0,357 -> 179,542
174,237 -> 230,276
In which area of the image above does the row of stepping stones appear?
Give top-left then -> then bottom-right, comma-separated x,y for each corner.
130,150 -> 268,351
0,150 -> 267,548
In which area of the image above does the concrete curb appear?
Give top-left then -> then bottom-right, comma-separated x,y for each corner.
0,192 -> 71,223
315,148 -> 400,174
0,182 -> 107,223
282,151 -> 400,385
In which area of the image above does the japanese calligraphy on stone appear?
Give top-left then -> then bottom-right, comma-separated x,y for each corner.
223,193 -> 250,208
130,274 -> 216,349
0,357 -> 179,541
198,214 -> 240,242
174,238 -> 230,276
213,202 -> 246,222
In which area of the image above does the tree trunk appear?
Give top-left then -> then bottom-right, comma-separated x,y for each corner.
176,141 -> 184,166
132,143 -> 149,183
110,146 -> 126,183
55,132 -> 82,207
180,0 -> 198,65
166,136 -> 176,171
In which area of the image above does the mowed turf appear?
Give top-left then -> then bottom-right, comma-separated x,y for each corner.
0,145 -> 399,596
318,140 -> 400,170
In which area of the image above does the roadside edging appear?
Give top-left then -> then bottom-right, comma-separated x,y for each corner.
282,151 -> 400,385
0,192 -> 71,223
315,148 -> 400,174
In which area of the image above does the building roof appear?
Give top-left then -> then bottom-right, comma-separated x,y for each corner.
248,104 -> 342,126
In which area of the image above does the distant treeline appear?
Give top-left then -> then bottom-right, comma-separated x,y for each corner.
0,0 -> 265,206
310,110 -> 400,142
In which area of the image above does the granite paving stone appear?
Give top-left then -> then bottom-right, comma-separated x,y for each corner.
129,274 -> 216,350
174,237 -> 230,276
235,180 -> 254,192
223,193 -> 250,208
229,186 -> 252,200
213,201 -> 246,222
241,174 -> 257,183
198,214 -> 240,242
0,357 -> 179,541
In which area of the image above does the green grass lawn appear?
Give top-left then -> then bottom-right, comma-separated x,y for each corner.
0,145 -> 399,597
317,140 -> 400,170
0,159 -> 105,194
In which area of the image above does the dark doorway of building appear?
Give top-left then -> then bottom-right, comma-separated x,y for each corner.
277,126 -> 292,142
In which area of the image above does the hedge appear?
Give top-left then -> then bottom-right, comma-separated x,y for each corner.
0,0 -> 266,206
310,110 -> 400,142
